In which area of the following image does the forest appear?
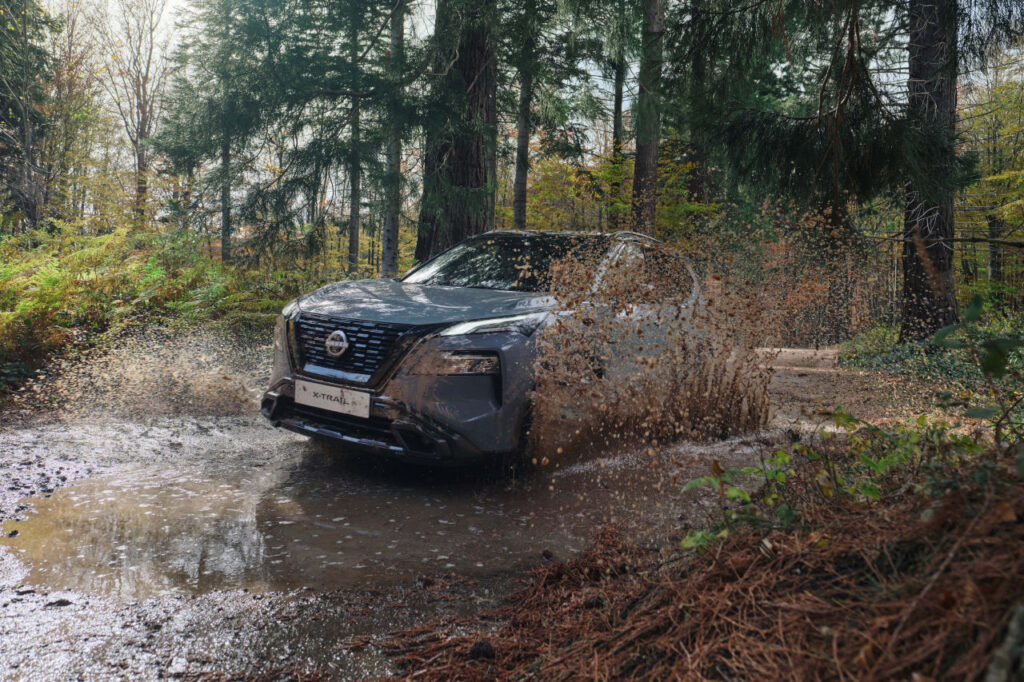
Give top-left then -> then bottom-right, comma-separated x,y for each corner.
2,0 -> 1023,373
2,1 -> 1024,679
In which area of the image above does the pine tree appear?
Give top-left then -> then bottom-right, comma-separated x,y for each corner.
667,0 -> 1024,340
157,0 -> 261,261
380,0 -> 406,277
0,0 -> 53,229
630,0 -> 665,234
416,0 -> 498,261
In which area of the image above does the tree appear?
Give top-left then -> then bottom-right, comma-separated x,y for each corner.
503,0 -> 598,233
630,0 -> 665,234
899,0 -> 1024,338
157,0 -> 263,261
380,0 -> 406,277
562,0 -> 641,231
510,0 -> 538,232
0,0 -> 53,229
39,0 -> 104,222
416,0 -> 498,261
346,9 -> 365,275
666,0 -> 1024,340
959,46 -> 1024,303
95,0 -> 170,223
900,0 -> 960,340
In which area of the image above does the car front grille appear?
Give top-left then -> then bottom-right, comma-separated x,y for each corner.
294,313 -> 415,382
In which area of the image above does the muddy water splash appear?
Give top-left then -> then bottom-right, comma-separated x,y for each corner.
0,424 -> 769,600
530,244 -> 775,461
15,328 -> 266,421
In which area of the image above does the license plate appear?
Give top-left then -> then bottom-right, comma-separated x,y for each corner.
294,379 -> 371,419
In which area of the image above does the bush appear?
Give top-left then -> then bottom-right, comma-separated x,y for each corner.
0,226 -> 345,391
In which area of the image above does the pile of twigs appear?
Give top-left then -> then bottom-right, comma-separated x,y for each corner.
384,472 -> 1024,680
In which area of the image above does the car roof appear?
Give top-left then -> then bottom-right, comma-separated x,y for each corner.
479,230 -> 662,245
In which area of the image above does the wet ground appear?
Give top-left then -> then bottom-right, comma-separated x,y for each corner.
0,345 -> 906,679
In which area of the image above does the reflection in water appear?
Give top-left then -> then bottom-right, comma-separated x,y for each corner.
0,468 -> 288,598
0,440 -> 756,600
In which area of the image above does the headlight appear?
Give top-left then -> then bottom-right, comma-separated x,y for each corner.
408,351 -> 501,375
281,299 -> 299,319
439,312 -> 547,337
278,300 -> 301,368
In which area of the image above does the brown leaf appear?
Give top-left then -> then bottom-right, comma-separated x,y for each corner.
993,502 -> 1017,524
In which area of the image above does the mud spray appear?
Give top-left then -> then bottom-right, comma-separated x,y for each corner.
13,327 -> 268,422
528,242 -> 777,465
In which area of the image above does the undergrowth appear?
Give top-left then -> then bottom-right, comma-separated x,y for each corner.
381,301 -> 1024,681
840,308 -> 1024,391
0,226 -> 344,391
382,415 -> 1024,681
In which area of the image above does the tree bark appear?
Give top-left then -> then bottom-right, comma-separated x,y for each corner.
987,214 -> 1005,302
823,200 -> 855,343
512,0 -> 536,232
610,56 -> 626,231
899,0 -> 959,341
135,148 -> 148,225
381,0 -> 406,278
220,136 -> 231,262
348,97 -> 362,275
415,0 -> 497,261
630,0 -> 666,235
512,67 -> 534,231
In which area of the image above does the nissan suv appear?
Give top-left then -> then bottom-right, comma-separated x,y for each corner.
260,230 -> 689,466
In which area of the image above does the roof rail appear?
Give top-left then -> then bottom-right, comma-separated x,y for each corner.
480,228 -> 661,243
610,230 -> 661,243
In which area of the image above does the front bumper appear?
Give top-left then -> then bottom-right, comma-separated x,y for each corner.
261,386 -> 490,464
261,322 -> 535,465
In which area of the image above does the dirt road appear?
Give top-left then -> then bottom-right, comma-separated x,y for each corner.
0,347 -> 919,679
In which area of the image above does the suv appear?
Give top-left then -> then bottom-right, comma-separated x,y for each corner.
260,230 -> 690,466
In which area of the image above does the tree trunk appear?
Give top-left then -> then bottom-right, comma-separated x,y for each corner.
415,0 -> 497,261
610,56 -> 626,231
348,98 -> 362,275
987,214 -> 1005,302
630,0 -> 666,235
135,148 -> 148,225
899,0 -> 959,341
822,200 -> 855,344
220,137 -> 231,263
512,0 -> 536,233
381,0 -> 406,278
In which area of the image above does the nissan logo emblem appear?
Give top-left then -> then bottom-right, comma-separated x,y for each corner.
324,330 -> 350,357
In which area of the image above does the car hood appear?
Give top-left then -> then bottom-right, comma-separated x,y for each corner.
295,278 -> 555,326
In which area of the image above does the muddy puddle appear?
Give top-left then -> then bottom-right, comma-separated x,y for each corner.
0,419 -> 764,601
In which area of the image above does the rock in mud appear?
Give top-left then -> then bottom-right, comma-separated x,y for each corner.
469,640 -> 495,659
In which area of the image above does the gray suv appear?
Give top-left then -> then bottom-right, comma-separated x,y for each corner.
261,230 -> 674,466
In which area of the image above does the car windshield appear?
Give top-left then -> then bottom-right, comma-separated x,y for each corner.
403,233 -> 611,292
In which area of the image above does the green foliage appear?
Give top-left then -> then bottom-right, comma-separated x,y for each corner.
681,410 -> 996,552
930,295 -> 1024,449
844,296 -> 1023,444
0,226 -> 344,390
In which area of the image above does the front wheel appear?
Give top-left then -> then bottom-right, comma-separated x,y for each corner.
496,409 -> 535,479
